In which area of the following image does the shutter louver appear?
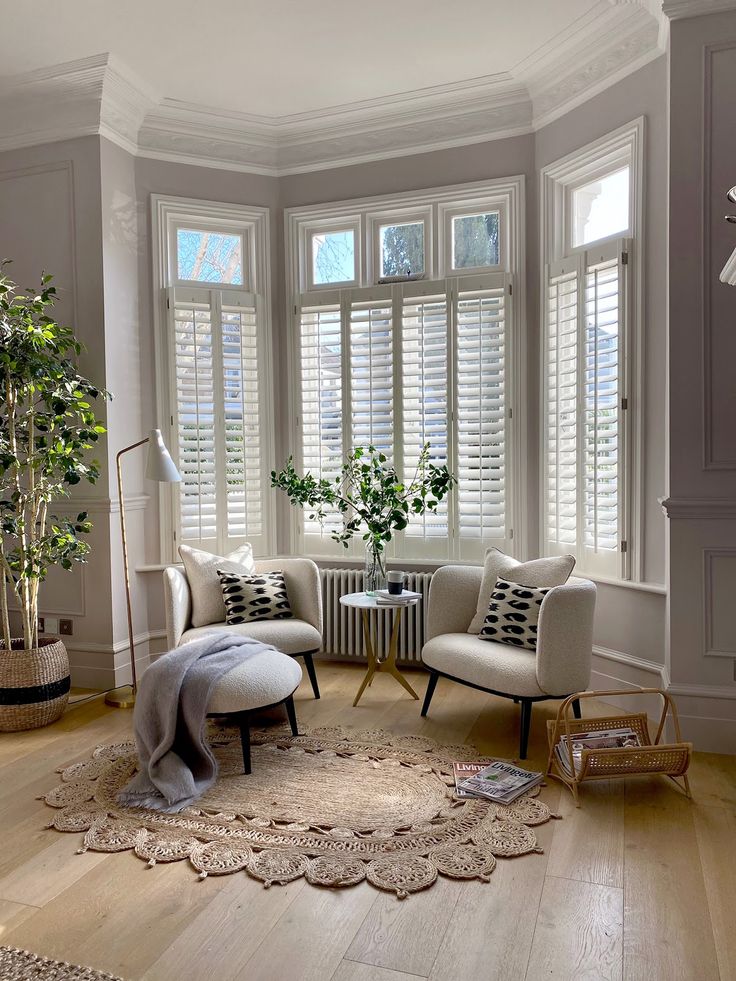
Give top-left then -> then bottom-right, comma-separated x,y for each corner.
173,297 -> 217,546
546,265 -> 579,551
401,290 -> 449,542
455,279 -> 507,557
299,301 -> 343,543
349,296 -> 393,458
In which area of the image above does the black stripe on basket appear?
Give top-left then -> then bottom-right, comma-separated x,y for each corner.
0,675 -> 71,705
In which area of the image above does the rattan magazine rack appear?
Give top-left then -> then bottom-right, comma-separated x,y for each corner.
546,688 -> 692,806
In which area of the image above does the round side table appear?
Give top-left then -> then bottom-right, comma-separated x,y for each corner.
339,591 -> 421,707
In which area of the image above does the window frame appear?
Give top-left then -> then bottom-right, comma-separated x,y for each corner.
302,216 -> 361,291
539,118 -> 644,583
151,195 -> 275,563
285,177 -> 527,564
439,199 -> 507,276
366,206 -> 433,283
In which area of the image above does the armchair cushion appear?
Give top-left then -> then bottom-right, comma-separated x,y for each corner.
180,619 -> 322,656
179,543 -> 255,627
218,570 -> 293,624
422,633 -> 546,698
479,578 -> 551,650
468,548 -> 575,634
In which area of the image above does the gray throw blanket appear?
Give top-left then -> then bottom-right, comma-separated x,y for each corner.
118,632 -> 273,813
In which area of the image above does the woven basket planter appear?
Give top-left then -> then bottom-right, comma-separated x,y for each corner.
0,637 -> 70,732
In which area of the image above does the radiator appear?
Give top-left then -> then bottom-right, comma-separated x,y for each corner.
320,569 -> 433,663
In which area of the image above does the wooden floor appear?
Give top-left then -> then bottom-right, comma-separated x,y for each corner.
1,662 -> 735,981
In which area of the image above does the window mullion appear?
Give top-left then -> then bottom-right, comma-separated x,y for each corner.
576,254 -> 586,562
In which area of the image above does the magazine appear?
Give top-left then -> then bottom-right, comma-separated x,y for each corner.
554,727 -> 641,777
451,762 -> 490,799
374,589 -> 421,606
458,760 -> 543,804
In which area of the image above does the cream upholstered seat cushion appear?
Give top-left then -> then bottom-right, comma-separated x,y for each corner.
180,619 -> 322,655
208,648 -> 302,714
422,632 -> 547,698
467,547 -> 576,634
179,543 -> 256,628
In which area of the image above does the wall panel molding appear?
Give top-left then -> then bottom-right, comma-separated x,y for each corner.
703,547 -> 736,656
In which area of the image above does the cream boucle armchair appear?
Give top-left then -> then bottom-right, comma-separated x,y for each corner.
163,557 -> 323,699
421,565 -> 596,758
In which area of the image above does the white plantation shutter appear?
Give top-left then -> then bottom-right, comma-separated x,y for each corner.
169,286 -> 267,554
298,297 -> 344,552
545,262 -> 579,553
400,284 -> 450,553
454,274 -> 509,560
294,276 -> 515,560
543,241 -> 628,577
349,291 -> 394,458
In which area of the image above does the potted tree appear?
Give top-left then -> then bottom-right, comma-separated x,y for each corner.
0,266 -> 107,731
272,443 -> 455,593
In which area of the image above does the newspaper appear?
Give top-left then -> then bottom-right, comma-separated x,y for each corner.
458,760 -> 543,804
451,762 -> 490,799
554,727 -> 640,777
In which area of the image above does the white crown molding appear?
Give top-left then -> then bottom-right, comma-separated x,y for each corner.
660,496 -> 736,518
663,0 -> 736,19
0,4 -> 665,176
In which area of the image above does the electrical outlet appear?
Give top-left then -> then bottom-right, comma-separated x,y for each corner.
59,619 -> 73,636
38,617 -> 45,633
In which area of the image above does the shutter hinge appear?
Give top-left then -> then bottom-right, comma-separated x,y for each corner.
509,529 -> 514,540
173,530 -> 177,542
508,408 -> 513,420
507,284 -> 513,295
620,540 -> 628,554
621,397 -> 628,410
621,250 -> 629,265
294,304 -> 298,316
166,297 -> 170,310
170,414 -> 174,426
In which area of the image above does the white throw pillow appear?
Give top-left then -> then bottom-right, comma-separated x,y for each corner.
479,577 -> 552,651
179,543 -> 256,627
467,547 -> 575,634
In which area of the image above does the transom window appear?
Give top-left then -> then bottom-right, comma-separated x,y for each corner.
176,228 -> 244,285
287,179 -> 523,562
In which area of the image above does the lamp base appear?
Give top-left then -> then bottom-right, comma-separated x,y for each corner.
105,685 -> 136,709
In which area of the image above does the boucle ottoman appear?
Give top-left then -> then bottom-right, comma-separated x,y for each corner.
208,647 -> 302,774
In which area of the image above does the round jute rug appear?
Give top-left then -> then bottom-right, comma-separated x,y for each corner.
41,725 -> 560,899
0,946 -> 124,981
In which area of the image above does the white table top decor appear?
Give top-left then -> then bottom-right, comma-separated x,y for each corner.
340,590 -> 421,610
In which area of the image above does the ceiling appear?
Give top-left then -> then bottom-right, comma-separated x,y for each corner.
3,0 -> 649,117
0,0 -> 665,174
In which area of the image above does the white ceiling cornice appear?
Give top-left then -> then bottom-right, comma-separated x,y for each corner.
662,0 -> 736,19
0,5 -> 665,176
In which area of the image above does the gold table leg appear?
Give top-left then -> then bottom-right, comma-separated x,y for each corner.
352,606 -> 420,707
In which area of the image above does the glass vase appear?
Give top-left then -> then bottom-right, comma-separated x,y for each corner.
364,545 -> 387,596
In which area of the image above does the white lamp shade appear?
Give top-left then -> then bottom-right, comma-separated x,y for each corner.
145,429 -> 181,483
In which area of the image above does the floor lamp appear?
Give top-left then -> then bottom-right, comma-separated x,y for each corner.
105,429 -> 181,708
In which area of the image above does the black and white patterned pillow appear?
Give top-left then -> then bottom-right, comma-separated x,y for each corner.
479,577 -> 551,651
216,570 -> 293,624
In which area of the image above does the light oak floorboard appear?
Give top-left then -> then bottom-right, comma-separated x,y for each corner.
525,876 -> 623,981
623,778 -> 720,981
333,962 -> 425,981
0,899 -> 38,937
546,779 -> 624,888
0,833 -> 108,908
346,877 -> 463,977
693,803 -> 736,981
240,882 -> 378,981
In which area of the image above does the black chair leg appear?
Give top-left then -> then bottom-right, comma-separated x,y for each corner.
302,652 -> 321,699
572,698 -> 582,720
421,671 -> 439,717
519,699 -> 532,760
238,715 -> 251,775
284,694 -> 299,737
